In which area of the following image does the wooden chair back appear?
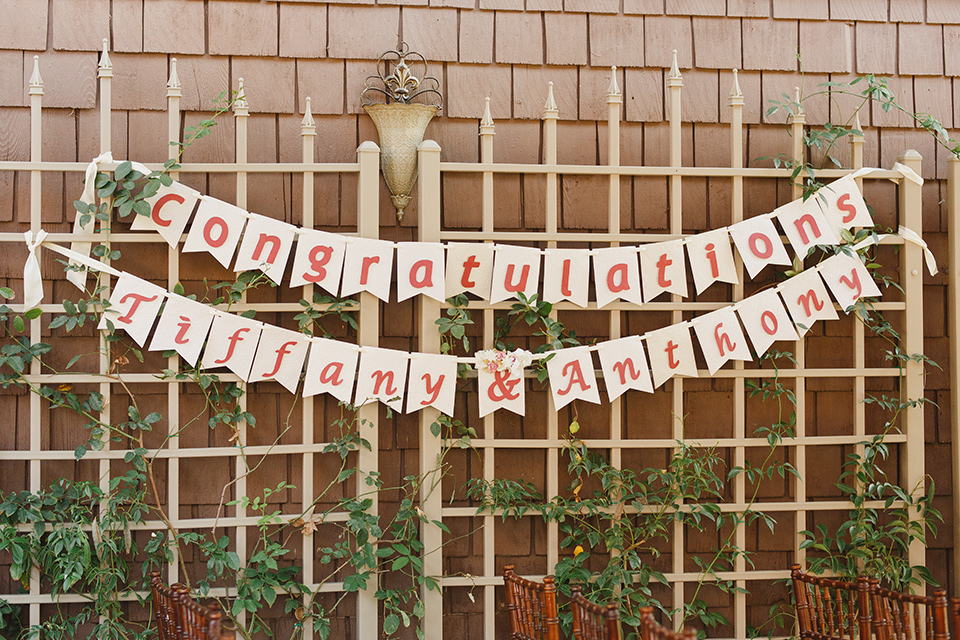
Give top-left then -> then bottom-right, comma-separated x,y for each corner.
638,606 -> 697,640
790,564 -> 873,640
570,586 -> 621,640
149,571 -> 236,640
150,571 -> 181,640
503,565 -> 561,640
870,580 -> 949,640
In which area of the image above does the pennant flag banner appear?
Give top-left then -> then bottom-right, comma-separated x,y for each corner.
24,159 -> 941,419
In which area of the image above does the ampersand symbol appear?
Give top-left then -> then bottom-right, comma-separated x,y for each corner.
487,370 -> 521,402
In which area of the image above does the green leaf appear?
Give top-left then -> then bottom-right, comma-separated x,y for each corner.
383,614 -> 400,635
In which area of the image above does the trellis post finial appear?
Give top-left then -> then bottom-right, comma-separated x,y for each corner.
167,58 -> 181,95
543,82 -> 558,117
728,69 -> 744,108
234,77 -> 249,113
607,66 -> 622,103
480,97 -> 495,132
28,55 -> 43,95
667,49 -> 683,87
98,38 -> 113,77
790,86 -> 805,123
302,97 -> 317,133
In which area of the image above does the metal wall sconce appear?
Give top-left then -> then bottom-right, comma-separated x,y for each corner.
362,43 -> 443,222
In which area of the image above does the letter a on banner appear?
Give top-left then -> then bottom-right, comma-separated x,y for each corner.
183,198 -> 248,268
445,243 -> 494,300
200,312 -> 263,381
478,368 -> 525,417
735,289 -> 799,358
233,215 -> 298,285
640,240 -> 687,301
289,229 -> 347,293
693,308 -> 753,374
148,295 -> 215,365
98,274 -> 167,347
645,324 -> 698,389
406,353 -> 458,416
130,180 -> 200,247
248,326 -> 311,393
818,252 -> 882,312
546,347 -> 600,410
819,175 -> 873,235
355,347 -> 409,412
593,246 -> 642,307
597,337 -> 653,402
302,337 -> 359,403
685,228 -> 739,295
773,198 -> 839,259
341,237 -> 394,302
729,216 -> 791,279
542,249 -> 590,307
397,241 -> 445,303
490,245 -> 542,304
777,268 -> 839,335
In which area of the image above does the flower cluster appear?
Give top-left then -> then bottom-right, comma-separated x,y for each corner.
474,348 -> 533,377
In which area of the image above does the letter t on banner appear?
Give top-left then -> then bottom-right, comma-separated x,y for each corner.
546,347 -> 600,410
406,353 -> 458,416
645,324 -> 699,389
97,274 -> 167,346
445,243 -> 494,300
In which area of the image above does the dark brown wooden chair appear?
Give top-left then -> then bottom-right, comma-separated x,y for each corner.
150,572 -> 181,640
503,565 -> 561,640
950,597 -> 960,640
870,579 -> 949,640
638,606 -> 697,640
790,564 -> 873,640
149,571 -> 236,640
570,586 -> 621,640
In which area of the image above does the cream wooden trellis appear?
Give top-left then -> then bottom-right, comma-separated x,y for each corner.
0,44 -> 928,640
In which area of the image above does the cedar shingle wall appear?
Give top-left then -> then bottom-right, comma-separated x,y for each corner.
0,0 -> 954,637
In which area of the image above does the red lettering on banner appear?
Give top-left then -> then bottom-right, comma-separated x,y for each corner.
461,255 -> 480,288
504,264 -> 530,293
360,256 -> 380,286
797,289 -> 825,317
409,259 -> 434,289
215,328 -> 250,364
371,370 -> 398,396
760,310 -> 778,336
792,214 -> 822,246
319,362 -> 344,386
151,194 -> 183,227
175,316 -> 191,344
705,243 -> 719,279
560,259 -> 573,297
263,341 -> 297,378
748,232 -> 773,259
665,340 -> 680,370
304,245 -> 333,283
420,374 -> 445,406
487,370 -> 521,401
117,293 -> 159,325
612,358 -> 642,385
839,269 -> 863,300
606,263 -> 630,293
203,216 -> 229,248
714,322 -> 735,356
837,193 -> 857,223
656,253 -> 673,287
252,234 -> 281,264
557,360 -> 591,396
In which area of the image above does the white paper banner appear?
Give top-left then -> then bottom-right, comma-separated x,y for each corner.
248,325 -> 310,393
774,197 -> 839,259
445,243 -> 495,300
478,368 -> 525,417
406,353 -> 458,416
735,289 -> 799,358
289,229 -> 347,293
685,228 -> 739,295
645,323 -> 699,389
777,268 -> 839,335
354,347 -> 409,412
302,338 -> 359,403
148,294 -> 215,366
597,337 -> 653,402
640,240 -> 687,301
542,249 -> 590,307
693,308 -> 753,375
199,312 -> 263,381
341,237 -> 394,302
182,198 -> 248,268
819,175 -> 873,234
97,274 -> 167,347
397,242 -> 446,303
546,347 -> 600,411
489,245 -> 541,304
729,216 -> 792,279
131,181 -> 200,248
818,252 -> 882,312
233,215 -> 297,285
593,246 -> 642,308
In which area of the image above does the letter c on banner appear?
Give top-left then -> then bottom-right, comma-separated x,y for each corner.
151,193 -> 183,227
